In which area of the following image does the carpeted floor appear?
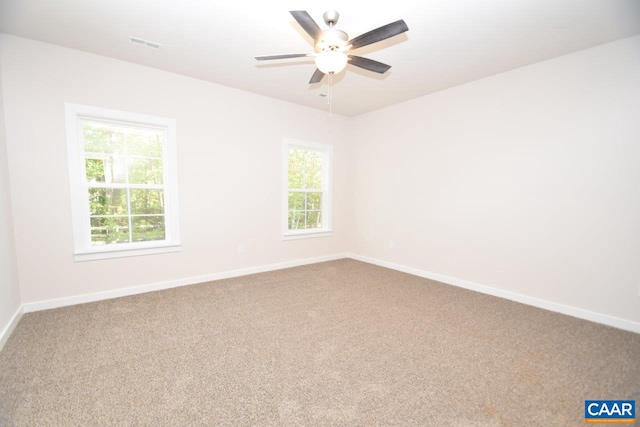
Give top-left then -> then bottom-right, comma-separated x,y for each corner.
0,259 -> 638,425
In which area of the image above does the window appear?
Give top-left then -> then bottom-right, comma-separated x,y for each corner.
66,104 -> 180,261
283,138 -> 332,239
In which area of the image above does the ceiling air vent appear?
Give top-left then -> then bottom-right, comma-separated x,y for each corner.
129,36 -> 162,50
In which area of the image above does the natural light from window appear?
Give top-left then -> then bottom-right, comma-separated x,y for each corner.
283,139 -> 332,239
83,120 -> 166,246
66,104 -> 180,261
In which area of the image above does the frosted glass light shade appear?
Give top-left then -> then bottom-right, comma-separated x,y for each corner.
315,51 -> 348,74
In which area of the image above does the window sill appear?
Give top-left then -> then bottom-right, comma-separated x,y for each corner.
282,230 -> 333,241
74,243 -> 181,262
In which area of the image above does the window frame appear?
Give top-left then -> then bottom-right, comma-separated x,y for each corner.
282,138 -> 333,240
65,103 -> 181,261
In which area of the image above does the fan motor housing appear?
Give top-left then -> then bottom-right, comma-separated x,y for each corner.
316,29 -> 348,52
323,10 -> 340,26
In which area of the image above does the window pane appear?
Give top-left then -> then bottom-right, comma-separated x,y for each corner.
305,192 -> 322,210
86,156 -> 127,183
70,106 -> 179,259
303,151 -> 323,189
288,211 -> 305,230
130,189 -> 165,215
288,148 -> 322,189
126,129 -> 164,158
306,211 -> 322,229
288,148 -> 305,189
90,216 -> 130,245
288,148 -> 323,190
90,217 -> 109,245
288,192 -> 304,211
132,216 -> 165,242
128,158 -> 164,184
83,122 -> 125,155
88,188 -> 128,216
85,158 -> 105,182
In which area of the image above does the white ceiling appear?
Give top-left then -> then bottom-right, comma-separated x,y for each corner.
1,0 -> 639,117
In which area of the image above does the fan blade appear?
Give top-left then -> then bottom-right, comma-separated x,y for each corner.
255,53 -> 313,61
290,10 -> 323,43
309,68 -> 325,84
348,55 -> 391,74
347,19 -> 409,50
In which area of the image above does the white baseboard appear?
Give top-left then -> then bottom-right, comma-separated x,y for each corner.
13,251 -> 640,338
347,253 -> 640,334
22,253 -> 349,313
0,305 -> 24,351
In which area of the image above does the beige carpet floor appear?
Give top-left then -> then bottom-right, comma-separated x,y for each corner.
0,259 -> 638,426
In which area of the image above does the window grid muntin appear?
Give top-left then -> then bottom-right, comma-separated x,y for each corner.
80,118 -> 169,247
287,149 -> 326,231
287,189 -> 324,230
285,141 -> 330,235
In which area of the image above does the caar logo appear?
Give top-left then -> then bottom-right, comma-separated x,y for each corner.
585,400 -> 635,424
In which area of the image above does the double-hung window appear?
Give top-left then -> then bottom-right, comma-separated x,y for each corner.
283,138 -> 332,239
66,104 -> 180,261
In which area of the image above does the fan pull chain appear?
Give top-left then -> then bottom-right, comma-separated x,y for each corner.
328,72 -> 333,118
326,13 -> 336,119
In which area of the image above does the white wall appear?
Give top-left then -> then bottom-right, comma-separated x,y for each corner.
0,34 -> 351,304
350,35 -> 640,324
1,32 -> 639,330
0,50 -> 22,345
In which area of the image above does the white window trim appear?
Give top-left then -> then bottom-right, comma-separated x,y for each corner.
65,103 -> 181,261
282,138 -> 333,240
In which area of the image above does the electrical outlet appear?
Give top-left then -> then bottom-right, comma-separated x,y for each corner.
388,241 -> 395,250
237,244 -> 245,254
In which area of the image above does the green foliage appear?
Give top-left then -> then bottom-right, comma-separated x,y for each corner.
287,209 -> 322,230
306,192 -> 321,210
89,215 -> 165,245
85,157 -> 162,184
288,148 -> 322,189
90,216 -> 129,244
287,191 -> 323,230
85,157 -> 127,183
125,130 -> 164,158
89,188 -> 128,216
83,120 -> 167,246
128,158 -> 164,184
287,147 -> 325,231
85,158 -> 106,182
130,189 -> 165,215
83,121 -> 162,157
132,216 -> 165,242
83,122 -> 125,155
289,192 -> 304,210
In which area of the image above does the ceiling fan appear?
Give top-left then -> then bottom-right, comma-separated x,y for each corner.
255,10 -> 409,84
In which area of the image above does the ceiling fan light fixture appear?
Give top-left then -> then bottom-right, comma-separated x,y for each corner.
315,51 -> 348,74
256,10 -> 409,89
316,29 -> 349,51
